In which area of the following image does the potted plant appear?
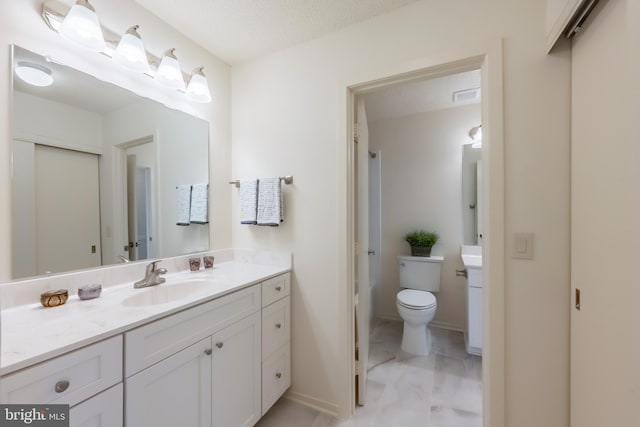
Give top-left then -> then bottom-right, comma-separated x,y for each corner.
404,230 -> 439,257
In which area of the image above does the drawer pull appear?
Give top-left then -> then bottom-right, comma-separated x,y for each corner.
275,323 -> 282,329
54,380 -> 70,393
216,342 -> 224,349
204,348 -> 212,356
275,285 -> 282,291
275,372 -> 282,379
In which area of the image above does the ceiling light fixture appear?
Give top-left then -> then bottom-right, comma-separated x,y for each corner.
113,25 -> 150,74
186,67 -> 212,103
154,48 -> 185,91
15,62 -> 54,87
58,0 -> 105,52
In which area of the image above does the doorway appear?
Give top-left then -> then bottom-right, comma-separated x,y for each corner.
341,47 -> 505,427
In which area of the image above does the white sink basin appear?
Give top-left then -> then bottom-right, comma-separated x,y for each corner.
122,279 -> 214,307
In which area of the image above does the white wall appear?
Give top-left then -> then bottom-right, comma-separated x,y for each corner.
0,0 -> 232,280
232,0 -> 571,424
369,104 -> 480,330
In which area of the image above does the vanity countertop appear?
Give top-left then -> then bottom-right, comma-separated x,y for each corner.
1,260 -> 290,376
461,245 -> 483,270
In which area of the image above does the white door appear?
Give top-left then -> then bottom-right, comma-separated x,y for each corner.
126,156 -> 152,261
571,1 -> 639,426
126,338 -> 212,427
35,145 -> 101,275
211,312 -> 261,427
355,98 -> 370,405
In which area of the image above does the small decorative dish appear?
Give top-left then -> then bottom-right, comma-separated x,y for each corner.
40,289 -> 68,308
78,284 -> 102,300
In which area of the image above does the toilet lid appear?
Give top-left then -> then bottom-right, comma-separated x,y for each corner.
397,289 -> 436,309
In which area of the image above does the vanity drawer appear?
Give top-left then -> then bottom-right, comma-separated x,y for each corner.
1,336 -> 122,407
262,345 -> 291,415
125,284 -> 260,377
262,296 -> 290,359
262,273 -> 290,307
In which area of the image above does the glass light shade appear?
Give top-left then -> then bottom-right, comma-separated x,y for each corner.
59,0 -> 105,52
154,48 -> 185,91
15,62 -> 54,87
113,26 -> 150,74
469,125 -> 482,148
186,67 -> 212,103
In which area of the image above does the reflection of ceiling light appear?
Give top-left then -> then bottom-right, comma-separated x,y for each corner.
154,48 -> 185,91
15,62 -> 54,87
469,125 -> 482,148
113,25 -> 150,74
186,67 -> 212,103
59,0 -> 105,52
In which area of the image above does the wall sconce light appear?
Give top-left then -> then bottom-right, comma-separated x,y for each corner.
41,2 -> 212,103
113,25 -> 150,74
154,48 -> 185,90
469,125 -> 482,148
186,67 -> 212,103
58,0 -> 105,52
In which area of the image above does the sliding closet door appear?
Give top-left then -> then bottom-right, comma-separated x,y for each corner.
570,1 -> 640,425
35,144 -> 101,274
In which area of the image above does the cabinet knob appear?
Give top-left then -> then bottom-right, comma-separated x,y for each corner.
204,348 -> 212,356
54,380 -> 70,393
275,372 -> 282,379
275,285 -> 282,291
216,342 -> 224,349
275,323 -> 282,329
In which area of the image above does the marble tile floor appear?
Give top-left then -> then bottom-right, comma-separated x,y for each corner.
256,319 -> 482,427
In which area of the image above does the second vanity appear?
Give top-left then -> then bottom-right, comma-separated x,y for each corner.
461,245 -> 483,356
0,249 -> 291,427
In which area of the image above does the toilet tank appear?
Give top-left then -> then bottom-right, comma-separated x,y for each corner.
398,255 -> 444,292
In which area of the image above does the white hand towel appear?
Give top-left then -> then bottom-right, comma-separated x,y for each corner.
240,180 -> 258,224
190,183 -> 209,224
176,184 -> 192,226
257,177 -> 283,226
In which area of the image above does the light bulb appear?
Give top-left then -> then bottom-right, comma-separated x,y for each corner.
186,67 -> 212,103
59,0 -> 105,52
154,48 -> 185,91
113,25 -> 150,74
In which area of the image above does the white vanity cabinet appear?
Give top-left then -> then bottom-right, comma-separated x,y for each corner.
261,273 -> 291,415
125,284 -> 262,427
1,336 -> 123,427
466,267 -> 483,356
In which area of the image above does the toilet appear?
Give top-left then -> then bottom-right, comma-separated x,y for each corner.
396,255 -> 443,355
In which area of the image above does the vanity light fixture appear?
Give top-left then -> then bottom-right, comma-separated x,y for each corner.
186,67 -> 212,103
15,62 -> 54,87
58,0 -> 105,52
113,25 -> 150,74
469,125 -> 482,148
154,48 -> 185,91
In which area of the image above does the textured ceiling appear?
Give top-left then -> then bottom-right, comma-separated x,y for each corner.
362,69 -> 481,122
134,0 -> 421,65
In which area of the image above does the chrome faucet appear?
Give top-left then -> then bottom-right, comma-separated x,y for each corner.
134,260 -> 167,289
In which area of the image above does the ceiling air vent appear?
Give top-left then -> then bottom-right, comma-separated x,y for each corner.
453,87 -> 480,104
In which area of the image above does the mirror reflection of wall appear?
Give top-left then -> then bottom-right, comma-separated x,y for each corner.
462,144 -> 482,246
11,45 -> 210,279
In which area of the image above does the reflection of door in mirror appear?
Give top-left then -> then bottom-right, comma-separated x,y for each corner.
12,142 -> 101,277
123,138 -> 156,262
462,144 -> 481,246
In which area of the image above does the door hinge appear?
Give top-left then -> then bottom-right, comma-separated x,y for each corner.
354,359 -> 359,375
575,288 -> 581,311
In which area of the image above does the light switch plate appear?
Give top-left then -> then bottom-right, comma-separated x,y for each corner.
512,232 -> 534,259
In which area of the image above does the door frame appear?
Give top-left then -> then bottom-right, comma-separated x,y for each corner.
336,39 -> 505,427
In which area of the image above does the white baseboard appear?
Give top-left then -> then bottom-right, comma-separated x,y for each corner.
285,391 -> 339,418
376,313 -> 402,322
430,320 -> 464,333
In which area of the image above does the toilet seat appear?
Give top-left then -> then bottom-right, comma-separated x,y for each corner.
397,289 -> 436,310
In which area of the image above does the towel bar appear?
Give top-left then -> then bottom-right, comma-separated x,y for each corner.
229,176 -> 293,188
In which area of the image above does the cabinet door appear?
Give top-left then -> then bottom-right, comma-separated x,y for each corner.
467,287 -> 483,353
211,312 -> 261,427
70,384 -> 122,427
126,338 -> 212,427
